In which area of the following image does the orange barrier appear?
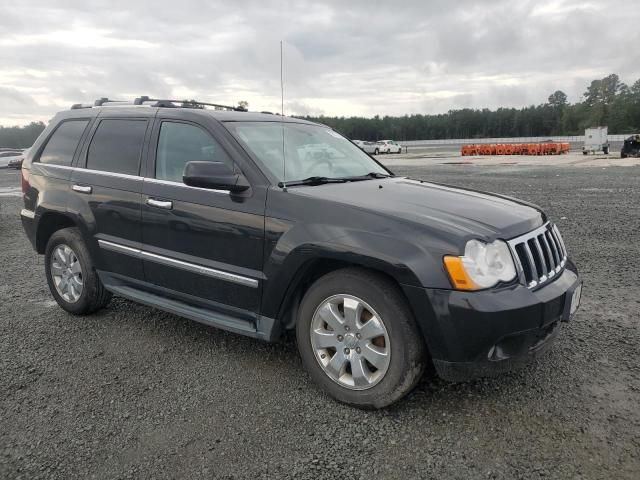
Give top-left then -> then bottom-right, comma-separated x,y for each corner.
461,142 -> 570,156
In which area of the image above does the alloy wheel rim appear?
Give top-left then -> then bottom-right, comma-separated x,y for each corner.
310,294 -> 391,390
51,244 -> 83,303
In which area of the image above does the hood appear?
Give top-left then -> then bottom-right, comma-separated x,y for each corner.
290,177 -> 544,240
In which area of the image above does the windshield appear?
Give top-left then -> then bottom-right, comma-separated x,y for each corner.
226,122 -> 389,183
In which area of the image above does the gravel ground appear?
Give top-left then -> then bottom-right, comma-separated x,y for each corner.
1,163 -> 639,479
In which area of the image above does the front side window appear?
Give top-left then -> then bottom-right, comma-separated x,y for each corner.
156,122 -> 233,183
86,119 -> 147,176
226,122 -> 389,182
39,120 -> 89,166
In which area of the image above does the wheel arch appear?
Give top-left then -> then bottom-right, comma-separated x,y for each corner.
270,254 -> 436,360
35,212 -> 78,254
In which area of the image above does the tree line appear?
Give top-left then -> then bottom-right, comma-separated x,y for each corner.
0,121 -> 46,149
1,74 -> 639,148
301,74 -> 640,141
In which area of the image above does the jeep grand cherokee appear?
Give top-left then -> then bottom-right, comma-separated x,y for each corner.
19,97 -> 582,408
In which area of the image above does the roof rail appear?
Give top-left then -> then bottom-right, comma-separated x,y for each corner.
133,96 -> 247,111
71,97 -> 249,112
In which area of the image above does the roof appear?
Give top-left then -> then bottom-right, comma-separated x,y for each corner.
57,105 -> 321,126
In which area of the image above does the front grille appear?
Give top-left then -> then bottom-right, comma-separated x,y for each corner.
508,222 -> 567,289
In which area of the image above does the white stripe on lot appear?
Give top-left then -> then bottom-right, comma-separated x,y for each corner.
0,187 -> 21,197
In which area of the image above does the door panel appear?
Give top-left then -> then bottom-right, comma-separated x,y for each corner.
140,119 -> 266,314
69,169 -> 144,280
141,180 -> 264,312
69,116 -> 150,280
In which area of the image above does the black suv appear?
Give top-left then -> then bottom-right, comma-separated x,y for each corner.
20,97 -> 582,408
620,134 -> 640,158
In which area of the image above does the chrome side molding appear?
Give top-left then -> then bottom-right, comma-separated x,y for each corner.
97,239 -> 259,288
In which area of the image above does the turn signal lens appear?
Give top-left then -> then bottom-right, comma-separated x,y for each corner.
443,256 -> 478,291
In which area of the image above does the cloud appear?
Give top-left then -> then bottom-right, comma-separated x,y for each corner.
0,0 -> 638,125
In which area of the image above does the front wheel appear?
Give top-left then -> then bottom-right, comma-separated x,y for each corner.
45,227 -> 111,315
374,148 -> 379,155
296,268 -> 426,408
603,146 -> 609,154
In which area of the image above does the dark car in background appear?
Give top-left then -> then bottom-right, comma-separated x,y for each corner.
19,97 -> 581,408
0,150 -> 24,168
620,134 -> 640,158
7,150 -> 27,169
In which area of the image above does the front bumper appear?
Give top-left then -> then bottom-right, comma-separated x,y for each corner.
402,261 -> 581,382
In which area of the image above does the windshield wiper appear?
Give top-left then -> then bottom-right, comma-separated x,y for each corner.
340,172 -> 394,181
278,176 -> 348,187
278,172 -> 393,188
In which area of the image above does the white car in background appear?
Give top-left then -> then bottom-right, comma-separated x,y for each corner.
377,140 -> 402,154
352,140 -> 380,155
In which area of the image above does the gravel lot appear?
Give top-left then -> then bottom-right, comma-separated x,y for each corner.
1,161 -> 639,479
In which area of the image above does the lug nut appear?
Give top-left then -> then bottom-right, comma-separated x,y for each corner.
345,326 -> 350,331
337,335 -> 343,342
344,348 -> 350,355
320,354 -> 326,359
356,347 -> 361,354
356,333 -> 361,339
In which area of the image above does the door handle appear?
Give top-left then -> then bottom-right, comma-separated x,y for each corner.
146,198 -> 173,210
72,185 -> 92,194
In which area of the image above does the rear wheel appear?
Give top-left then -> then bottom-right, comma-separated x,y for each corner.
603,146 -> 609,154
45,227 -> 111,315
296,268 -> 426,408
374,148 -> 379,155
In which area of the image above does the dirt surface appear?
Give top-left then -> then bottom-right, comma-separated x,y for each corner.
1,163 -> 639,479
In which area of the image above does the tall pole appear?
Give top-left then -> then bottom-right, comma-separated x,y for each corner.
280,40 -> 287,190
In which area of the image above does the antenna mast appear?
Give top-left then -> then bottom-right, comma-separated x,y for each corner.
280,40 -> 287,191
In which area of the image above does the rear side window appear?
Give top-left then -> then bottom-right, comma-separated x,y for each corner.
156,122 -> 233,183
86,119 -> 147,176
39,120 -> 89,166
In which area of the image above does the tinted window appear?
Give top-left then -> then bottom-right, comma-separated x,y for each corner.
86,119 -> 147,175
156,122 -> 233,182
39,120 -> 88,166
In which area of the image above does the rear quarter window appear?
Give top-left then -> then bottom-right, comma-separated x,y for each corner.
86,119 -> 147,176
38,120 -> 89,166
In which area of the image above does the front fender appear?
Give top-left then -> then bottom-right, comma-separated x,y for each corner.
260,222 -> 450,319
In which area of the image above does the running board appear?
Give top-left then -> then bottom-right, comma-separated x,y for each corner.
100,276 -> 280,342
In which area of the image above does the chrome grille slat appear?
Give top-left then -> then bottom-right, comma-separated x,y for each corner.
507,222 -> 568,289
552,225 -> 566,258
540,233 -> 555,269
533,236 -> 548,278
545,230 -> 560,266
522,243 -> 538,282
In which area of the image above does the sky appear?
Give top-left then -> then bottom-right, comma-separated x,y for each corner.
0,0 -> 639,126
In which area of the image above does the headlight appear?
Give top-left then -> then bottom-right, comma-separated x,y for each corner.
444,239 -> 517,290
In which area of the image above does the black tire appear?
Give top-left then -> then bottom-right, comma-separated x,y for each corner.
603,146 -> 609,154
44,227 -> 111,315
621,151 -> 627,158
296,268 -> 426,409
582,150 -> 588,155
374,148 -> 379,155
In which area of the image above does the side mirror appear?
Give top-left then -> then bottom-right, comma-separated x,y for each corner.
183,161 -> 250,193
